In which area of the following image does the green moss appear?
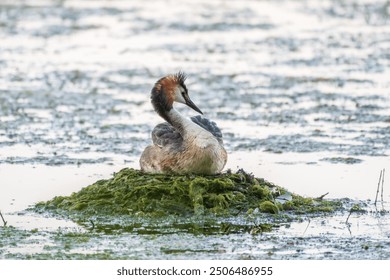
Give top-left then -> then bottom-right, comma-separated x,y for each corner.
259,201 -> 279,214
281,200 -> 295,210
350,203 -> 366,213
250,223 -> 273,234
34,168 -> 341,219
284,194 -> 342,213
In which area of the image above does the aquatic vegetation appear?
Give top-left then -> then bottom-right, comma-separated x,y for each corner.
259,201 -> 279,214
1,0 -> 390,261
35,168 -> 341,218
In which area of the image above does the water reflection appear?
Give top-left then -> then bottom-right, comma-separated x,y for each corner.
0,0 -> 389,259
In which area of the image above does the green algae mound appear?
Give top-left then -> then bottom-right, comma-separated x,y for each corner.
36,168 -> 340,217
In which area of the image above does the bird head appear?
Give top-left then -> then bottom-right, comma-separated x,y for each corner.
151,72 -> 203,115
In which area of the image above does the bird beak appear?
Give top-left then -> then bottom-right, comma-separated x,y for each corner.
184,96 -> 203,115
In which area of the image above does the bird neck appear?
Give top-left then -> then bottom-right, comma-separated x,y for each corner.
166,108 -> 203,139
151,83 -> 173,123
151,90 -> 206,139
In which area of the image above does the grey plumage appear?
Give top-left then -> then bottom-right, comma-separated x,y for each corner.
151,122 -> 183,151
190,115 -> 223,144
151,115 -> 223,151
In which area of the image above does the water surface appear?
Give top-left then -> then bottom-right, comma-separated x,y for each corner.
0,0 -> 389,259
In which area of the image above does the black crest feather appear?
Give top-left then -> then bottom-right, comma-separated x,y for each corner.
175,71 -> 187,87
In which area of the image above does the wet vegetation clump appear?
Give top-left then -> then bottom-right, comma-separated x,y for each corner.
35,168 -> 341,218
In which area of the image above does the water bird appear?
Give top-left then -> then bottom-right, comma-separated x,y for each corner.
140,72 -> 227,174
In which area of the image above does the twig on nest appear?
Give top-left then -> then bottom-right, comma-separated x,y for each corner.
90,220 -> 95,230
381,169 -> 385,207
316,192 -> 329,200
302,219 -> 311,236
345,209 -> 353,224
0,211 -> 7,227
375,169 -> 386,208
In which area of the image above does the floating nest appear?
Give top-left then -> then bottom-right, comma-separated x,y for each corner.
35,168 -> 340,217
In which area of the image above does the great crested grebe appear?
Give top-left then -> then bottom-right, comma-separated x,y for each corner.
140,72 -> 227,175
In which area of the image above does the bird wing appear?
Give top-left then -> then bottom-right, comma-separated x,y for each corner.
151,122 -> 183,150
151,116 -> 223,150
190,115 -> 223,144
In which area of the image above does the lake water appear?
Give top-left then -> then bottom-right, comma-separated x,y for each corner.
0,0 -> 389,259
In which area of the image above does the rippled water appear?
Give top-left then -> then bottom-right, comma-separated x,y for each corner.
0,0 -> 389,259
1,0 -> 389,163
